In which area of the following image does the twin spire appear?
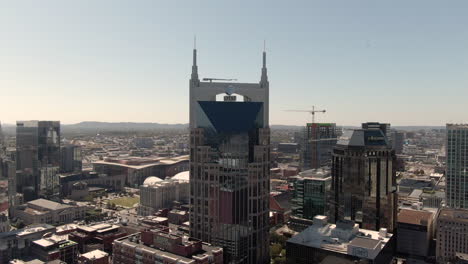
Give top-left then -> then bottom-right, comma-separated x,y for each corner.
190,38 -> 268,85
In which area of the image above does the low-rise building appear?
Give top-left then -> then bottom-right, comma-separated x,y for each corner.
436,208 -> 468,263
0,224 -> 56,264
93,155 -> 189,187
69,223 -> 126,253
31,235 -> 79,264
168,209 -> 189,225
286,215 -> 395,264
78,249 -> 109,264
138,171 -> 189,216
59,171 -> 125,198
113,226 -> 223,264
14,199 -> 88,225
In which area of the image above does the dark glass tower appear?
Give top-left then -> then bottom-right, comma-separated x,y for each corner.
16,121 -> 61,201
189,47 -> 270,264
446,124 -> 468,208
330,122 -> 397,232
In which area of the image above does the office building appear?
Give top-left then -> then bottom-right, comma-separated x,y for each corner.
16,121 -> 61,201
14,198 -> 88,225
92,155 -> 188,187
330,122 -> 397,232
300,123 -> 338,170
112,226 -> 223,264
446,124 -> 468,208
60,144 -> 82,173
286,215 -> 395,264
138,171 -> 190,216
436,208 -> 468,263
189,47 -> 270,263
291,167 -> 331,220
389,130 -> 405,154
0,224 -> 56,263
396,209 -> 434,259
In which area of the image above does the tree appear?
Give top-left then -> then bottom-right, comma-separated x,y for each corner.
271,243 -> 282,258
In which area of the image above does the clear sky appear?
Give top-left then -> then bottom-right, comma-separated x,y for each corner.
1,0 -> 467,126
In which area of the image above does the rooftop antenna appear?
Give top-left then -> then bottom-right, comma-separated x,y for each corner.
194,35 -> 196,49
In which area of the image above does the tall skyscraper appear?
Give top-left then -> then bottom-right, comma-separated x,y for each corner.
189,47 -> 270,264
60,144 -> 82,173
330,122 -> 397,232
300,123 -> 338,170
16,121 -> 61,201
446,124 -> 468,208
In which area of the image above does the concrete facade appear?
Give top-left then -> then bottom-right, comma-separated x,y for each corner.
15,199 -> 88,225
436,208 -> 468,263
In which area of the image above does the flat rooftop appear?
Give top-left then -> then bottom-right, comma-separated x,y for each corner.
93,155 -> 188,169
398,209 -> 434,226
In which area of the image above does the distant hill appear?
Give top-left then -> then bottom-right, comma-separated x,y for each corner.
62,121 -> 188,133
0,121 -> 446,135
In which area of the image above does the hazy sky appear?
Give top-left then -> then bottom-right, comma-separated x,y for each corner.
1,1 -> 468,126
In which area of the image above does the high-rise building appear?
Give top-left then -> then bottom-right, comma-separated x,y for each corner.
446,124 -> 468,208
60,144 -> 82,173
436,208 -> 468,263
16,121 -> 61,201
300,123 -> 338,170
189,46 -> 270,264
291,167 -> 331,220
330,122 -> 397,232
0,122 -> 5,157
389,130 -> 405,154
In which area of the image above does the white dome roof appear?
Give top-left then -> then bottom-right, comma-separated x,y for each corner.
143,176 -> 163,185
171,171 -> 189,181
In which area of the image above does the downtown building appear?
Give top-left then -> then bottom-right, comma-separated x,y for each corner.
330,122 -> 397,232
189,47 -> 270,263
300,123 -> 338,170
15,121 -> 61,201
436,208 -> 468,263
291,167 -> 331,221
446,124 -> 468,208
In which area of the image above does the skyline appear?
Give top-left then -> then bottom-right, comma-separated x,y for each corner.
2,1 -> 468,126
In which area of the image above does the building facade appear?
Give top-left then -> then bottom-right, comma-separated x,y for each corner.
14,199 -> 88,225
139,175 -> 189,216
112,226 -> 223,264
189,47 -> 270,264
60,144 -> 82,173
16,121 -> 61,201
92,156 -> 189,187
436,208 -> 468,263
300,123 -> 338,170
0,224 -> 56,264
291,168 -> 331,220
396,209 -> 434,259
330,122 -> 398,232
446,124 -> 468,208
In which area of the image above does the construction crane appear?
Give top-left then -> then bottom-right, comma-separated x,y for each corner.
285,106 -> 326,124
203,78 -> 237,83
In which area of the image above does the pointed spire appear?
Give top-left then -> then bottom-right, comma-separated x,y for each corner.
260,40 -> 268,85
191,35 -> 199,85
